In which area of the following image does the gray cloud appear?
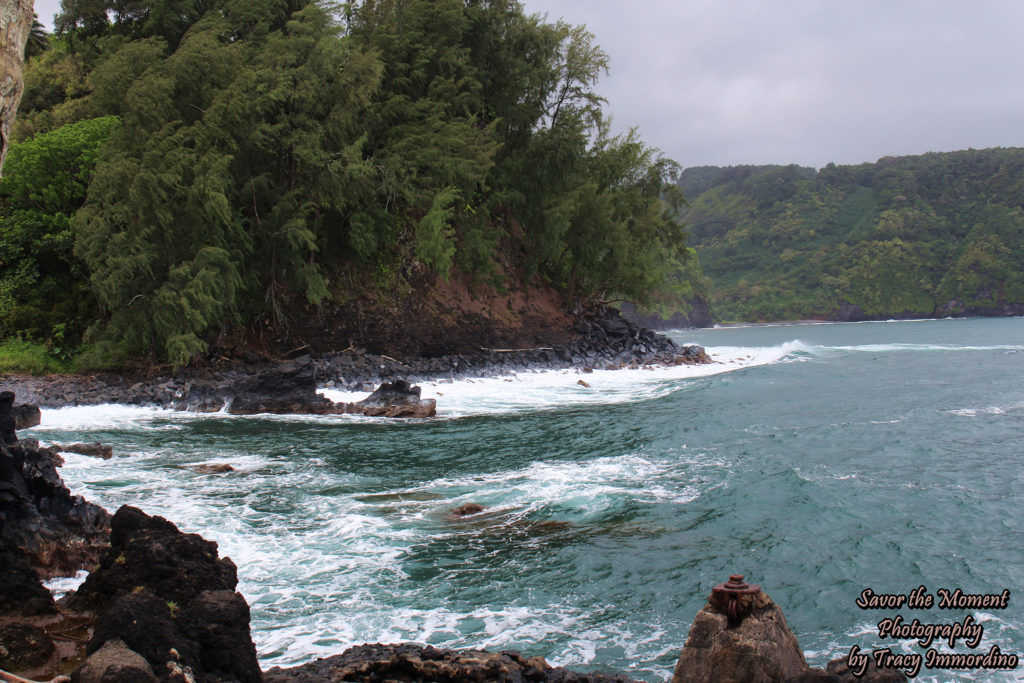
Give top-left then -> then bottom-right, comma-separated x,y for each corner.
520,0 -> 1024,169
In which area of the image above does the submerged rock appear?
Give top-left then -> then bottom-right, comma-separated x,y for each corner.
264,643 -> 638,683
448,502 -> 485,518
53,442 -> 113,460
188,463 -> 234,474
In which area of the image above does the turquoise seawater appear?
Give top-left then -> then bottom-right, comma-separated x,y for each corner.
30,317 -> 1024,681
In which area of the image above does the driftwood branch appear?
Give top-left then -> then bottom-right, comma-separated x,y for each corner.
0,669 -> 71,683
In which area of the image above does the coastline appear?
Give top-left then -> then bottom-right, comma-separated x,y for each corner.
0,309 -> 709,412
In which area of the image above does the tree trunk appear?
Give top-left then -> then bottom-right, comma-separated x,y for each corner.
0,0 -> 33,176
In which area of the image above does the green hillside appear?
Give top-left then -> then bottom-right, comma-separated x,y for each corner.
679,149 -> 1024,322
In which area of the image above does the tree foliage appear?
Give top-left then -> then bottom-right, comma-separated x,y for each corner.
7,0 -> 693,365
0,115 -> 118,345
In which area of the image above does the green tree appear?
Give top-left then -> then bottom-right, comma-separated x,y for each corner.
0,115 -> 118,345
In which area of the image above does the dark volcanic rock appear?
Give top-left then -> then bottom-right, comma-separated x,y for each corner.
227,359 -> 337,415
71,506 -> 238,608
227,361 -> 436,418
177,590 -> 260,681
356,379 -> 436,418
0,536 -> 56,615
54,442 -> 114,459
69,506 -> 260,683
12,402 -> 41,430
0,621 -> 57,672
264,643 -> 638,683
0,393 -> 111,579
1,391 -> 17,445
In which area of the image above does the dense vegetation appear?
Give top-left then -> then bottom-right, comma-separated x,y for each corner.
680,149 -> 1024,322
1,0 -> 695,367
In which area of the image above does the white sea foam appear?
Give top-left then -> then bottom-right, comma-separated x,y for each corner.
29,404 -> 182,431
47,437 -> 715,675
18,341 -> 808,433
44,570 -> 88,599
318,341 -> 805,418
947,402 -> 1024,417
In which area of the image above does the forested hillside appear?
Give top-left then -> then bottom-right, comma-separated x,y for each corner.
680,149 -> 1024,322
1,0 -> 699,369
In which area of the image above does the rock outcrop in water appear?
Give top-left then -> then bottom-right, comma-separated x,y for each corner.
672,576 -> 907,682
12,402 -> 40,430
226,360 -> 436,417
354,379 -> 435,417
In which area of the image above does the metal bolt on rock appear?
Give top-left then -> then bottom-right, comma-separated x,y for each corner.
711,574 -> 761,624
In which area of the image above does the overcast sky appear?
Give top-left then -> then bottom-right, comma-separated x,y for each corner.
32,0 -> 1024,170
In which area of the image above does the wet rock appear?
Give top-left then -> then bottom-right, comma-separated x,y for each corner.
356,379 -> 436,418
0,537 -> 55,615
12,403 -> 41,430
72,639 -> 157,683
449,503 -> 485,518
0,393 -> 111,578
227,360 -> 337,415
577,379 -> 591,388
263,643 -> 638,683
68,506 -> 260,683
188,464 -> 234,474
54,443 -> 113,460
0,622 -> 56,672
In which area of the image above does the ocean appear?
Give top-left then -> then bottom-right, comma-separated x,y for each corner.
31,316 -> 1024,681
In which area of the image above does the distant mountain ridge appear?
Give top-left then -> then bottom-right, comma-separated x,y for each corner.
679,148 -> 1024,322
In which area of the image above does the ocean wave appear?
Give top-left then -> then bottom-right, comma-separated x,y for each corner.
830,343 -> 1024,353
947,402 -> 1024,418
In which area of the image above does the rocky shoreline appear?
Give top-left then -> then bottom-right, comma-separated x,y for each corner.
1,308 -> 708,412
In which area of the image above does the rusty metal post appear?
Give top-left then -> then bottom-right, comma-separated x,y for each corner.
711,574 -> 761,625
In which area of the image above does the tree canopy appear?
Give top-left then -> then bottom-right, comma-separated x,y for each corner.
3,0 -> 694,365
